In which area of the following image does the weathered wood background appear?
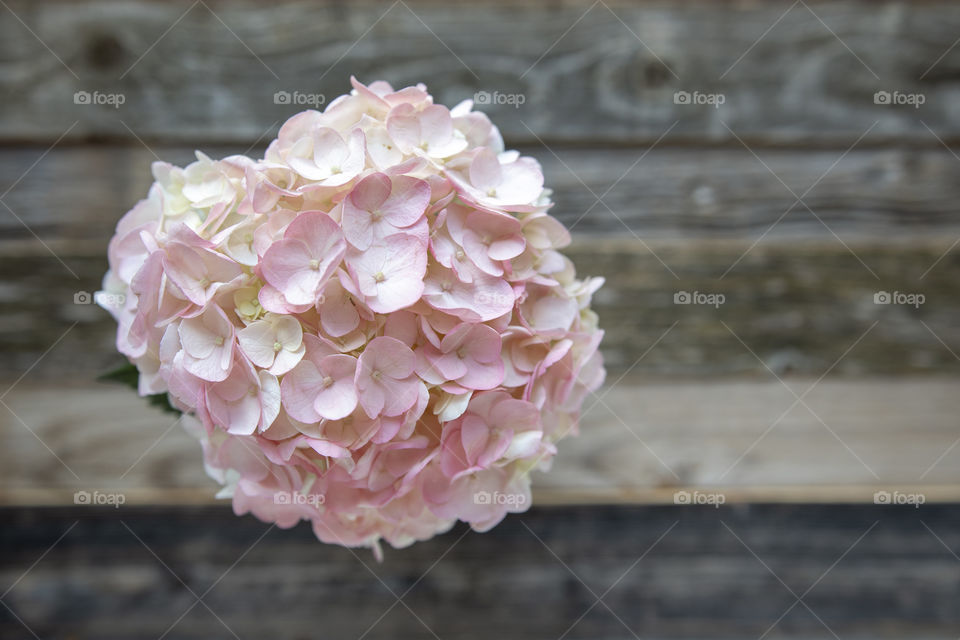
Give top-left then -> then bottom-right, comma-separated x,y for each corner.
1,0 -> 959,636
3,504 -> 960,639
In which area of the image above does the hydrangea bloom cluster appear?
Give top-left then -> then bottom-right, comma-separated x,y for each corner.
99,78 -> 605,553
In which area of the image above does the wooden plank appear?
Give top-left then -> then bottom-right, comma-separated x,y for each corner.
1,1 -> 958,145
2,504 -> 959,638
5,145 -> 960,250
2,238 -> 958,380
2,379 -> 958,506
2,143 -> 959,379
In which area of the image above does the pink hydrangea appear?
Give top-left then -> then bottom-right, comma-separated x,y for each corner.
99,78 -> 605,555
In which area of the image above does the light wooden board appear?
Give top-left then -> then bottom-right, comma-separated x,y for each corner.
0,1 -> 957,145
1,379 -> 958,506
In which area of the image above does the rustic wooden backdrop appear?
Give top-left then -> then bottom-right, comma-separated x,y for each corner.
1,0 -> 959,637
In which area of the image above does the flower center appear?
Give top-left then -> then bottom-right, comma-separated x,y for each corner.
373,272 -> 386,283
214,335 -> 225,346
273,341 -> 283,352
455,249 -> 465,261
371,369 -> 383,381
456,348 -> 466,359
309,259 -> 320,270
370,209 -> 383,221
330,165 -> 342,175
486,188 -> 497,198
322,375 -> 334,388
199,277 -> 211,288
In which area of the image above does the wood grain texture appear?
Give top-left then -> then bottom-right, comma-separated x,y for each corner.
0,1 -> 958,145
3,144 -> 958,378
5,145 -> 960,250
2,239 -> 957,380
2,379 -> 958,506
4,144 -> 959,377
2,504 -> 959,638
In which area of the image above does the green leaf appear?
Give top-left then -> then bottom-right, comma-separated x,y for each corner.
97,362 -> 140,388
99,362 -> 183,416
145,392 -> 182,416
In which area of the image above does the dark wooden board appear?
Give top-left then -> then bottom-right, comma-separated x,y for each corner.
1,1 -> 959,145
2,239 -> 957,381
2,504 -> 959,639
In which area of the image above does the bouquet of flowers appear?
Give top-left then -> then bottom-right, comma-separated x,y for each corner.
99,78 -> 605,554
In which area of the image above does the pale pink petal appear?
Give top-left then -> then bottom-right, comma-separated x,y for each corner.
314,354 -> 358,420
419,105 -> 454,147
381,176 -> 430,227
261,240 -> 320,304
356,381 -> 386,418
346,234 -> 426,313
280,359 -> 324,424
270,344 -> 305,375
261,212 -> 345,305
468,148 -> 501,191
363,336 -> 415,379
237,321 -> 278,368
319,276 -> 360,337
381,378 -> 424,417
